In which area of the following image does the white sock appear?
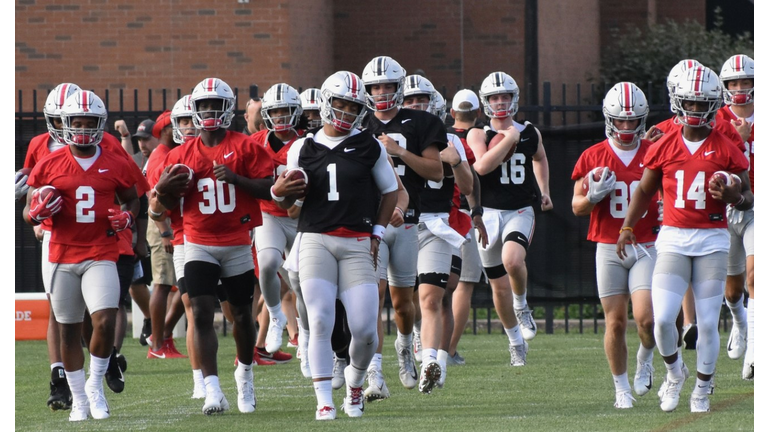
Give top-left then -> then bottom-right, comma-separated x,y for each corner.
193,369 -> 204,387
422,348 -> 437,362
665,357 -> 683,382
368,353 -> 382,371
204,375 -> 221,394
314,380 -> 333,407
397,331 -> 413,346
612,372 -> 631,393
637,344 -> 654,363
346,366 -> 366,388
66,369 -> 87,406
504,325 -> 524,346
726,294 -> 747,327
513,293 -> 528,310
86,354 -> 109,390
267,304 -> 283,319
437,349 -> 449,365
414,320 -> 422,333
51,362 -> 64,371
693,377 -> 710,396
236,360 -> 253,375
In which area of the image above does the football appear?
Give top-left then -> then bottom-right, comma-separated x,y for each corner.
709,170 -> 733,187
17,167 -> 32,177
582,167 -> 610,193
168,164 -> 194,197
37,185 -> 61,203
285,167 -> 308,199
487,131 -> 515,163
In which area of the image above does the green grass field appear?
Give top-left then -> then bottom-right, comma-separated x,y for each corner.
15,330 -> 754,431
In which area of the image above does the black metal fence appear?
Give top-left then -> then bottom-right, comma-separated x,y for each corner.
15,82 -> 680,334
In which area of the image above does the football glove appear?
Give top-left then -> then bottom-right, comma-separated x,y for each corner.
108,208 -> 134,232
586,167 -> 616,204
15,171 -> 29,201
28,188 -> 62,223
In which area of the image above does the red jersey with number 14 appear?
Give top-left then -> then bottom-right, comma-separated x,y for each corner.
162,131 -> 273,246
572,139 -> 659,243
643,129 -> 749,229
27,146 -> 139,263
717,107 -> 754,193
251,129 -> 300,217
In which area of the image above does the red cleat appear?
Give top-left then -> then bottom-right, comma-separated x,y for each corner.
234,349 -> 277,367
256,346 -> 293,363
163,337 -> 188,359
287,334 -> 299,348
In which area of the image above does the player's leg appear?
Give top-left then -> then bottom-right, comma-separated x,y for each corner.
450,229 -> 482,364
437,261 -> 460,386
41,230 -> 71,410
255,215 -> 290,353
627,242 -> 656,398
501,208 -> 537,340
387,224 -> 419,389
725,217 -> 748,360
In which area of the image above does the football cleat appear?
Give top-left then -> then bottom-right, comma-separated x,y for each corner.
690,393 -> 710,413
116,353 -> 127,373
68,401 -> 90,422
413,329 -> 422,363
395,339 -> 418,389
192,381 -> 206,399
418,360 -> 442,394
659,376 -> 686,412
515,306 -> 538,340
727,323 -> 747,359
47,366 -> 72,411
447,351 -> 466,366
139,318 -> 151,346
202,390 -> 230,415
265,311 -> 288,354
316,405 -> 336,421
614,391 -> 636,409
332,354 -> 347,390
105,348 -> 125,393
235,369 -> 256,413
363,367 -> 390,401
682,323 -> 698,350
633,361 -> 654,396
162,338 -> 188,359
256,346 -> 293,363
287,333 -> 299,349
509,341 -> 528,366
342,366 -> 364,418
87,386 -> 110,420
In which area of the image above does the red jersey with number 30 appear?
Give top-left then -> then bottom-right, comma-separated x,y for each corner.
572,139 -> 660,243
27,146 -> 139,263
643,129 -> 749,229
251,130 -> 299,217
162,131 -> 273,246
717,107 -> 754,193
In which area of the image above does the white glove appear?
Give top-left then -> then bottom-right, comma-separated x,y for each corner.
15,171 -> 29,201
727,205 -> 744,225
657,199 -> 664,222
586,167 -> 615,204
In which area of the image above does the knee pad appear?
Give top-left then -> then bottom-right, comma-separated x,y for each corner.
504,231 -> 529,250
184,261 -> 221,299
418,272 -> 449,289
221,271 -> 256,307
485,264 -> 507,280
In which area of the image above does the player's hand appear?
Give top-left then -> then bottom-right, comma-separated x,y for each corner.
496,126 -> 521,142
28,189 -> 62,223
134,239 -> 148,259
390,206 -> 405,227
440,141 -> 461,168
644,126 -> 663,142
707,175 -> 742,204
731,118 -> 752,143
161,236 -> 174,254
108,208 -> 134,232
155,165 -> 191,197
272,170 -> 306,199
474,216 -> 489,249
212,160 -> 239,185
586,168 -> 616,204
114,120 -> 130,137
15,171 -> 29,201
379,133 -> 405,157
370,236 -> 381,271
616,229 -> 637,260
540,193 -> 553,212
33,225 -> 44,241
657,198 -> 664,222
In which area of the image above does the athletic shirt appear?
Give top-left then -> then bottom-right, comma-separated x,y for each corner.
447,126 -> 477,212
717,107 -> 754,193
362,108 -> 448,222
478,121 -> 540,210
251,129 -> 300,217
162,131 -> 273,246
292,131 -> 389,235
27,145 -> 139,263
421,133 -> 467,215
571,139 -> 659,243
654,116 -> 746,153
644,128 -> 749,229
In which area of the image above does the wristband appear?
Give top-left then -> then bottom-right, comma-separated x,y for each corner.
270,186 -> 285,202
451,160 -> 462,169
735,195 -> 745,207
160,230 -> 173,238
619,226 -> 634,234
294,199 -> 304,208
471,206 -> 484,218
394,206 -> 405,218
121,133 -> 130,138
148,207 -> 164,218
153,187 -> 165,197
372,224 -> 386,239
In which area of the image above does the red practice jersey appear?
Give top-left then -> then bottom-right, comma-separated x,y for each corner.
644,129 -> 749,229
572,139 -> 660,243
717,107 -> 754,193
654,116 -> 746,153
27,146 -> 140,263
251,129 -> 300,217
448,132 -> 476,236
163,131 -> 273,246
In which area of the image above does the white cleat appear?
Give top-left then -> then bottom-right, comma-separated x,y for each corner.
69,401 -> 90,422
202,389 -> 230,415
659,376 -> 686,412
418,360 -> 442,394
515,306 -> 538,340
690,393 -> 710,413
235,370 -> 256,413
265,311 -> 288,354
342,366 -> 364,418
87,387 -> 110,420
413,330 -> 422,363
395,339 -> 418,389
332,354 -> 347,390
437,362 -> 446,389
727,323 -> 747,360
298,330 -> 311,378
316,405 -> 336,420
363,367 -> 390,401
743,360 -> 754,381
634,361 -> 654,396
192,382 -> 206,399
509,341 -> 528,366
614,391 -> 636,409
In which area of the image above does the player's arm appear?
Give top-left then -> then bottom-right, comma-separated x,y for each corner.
287,201 -> 302,219
465,168 -> 488,248
114,120 -> 133,155
441,141 -> 473,196
571,177 -> 596,216
22,186 -> 40,226
389,155 -> 409,227
153,165 -> 187,210
372,152 -> 400,268
212,160 -> 273,200
531,129 -> 553,211
381,133 -> 444,182
469,127 -> 520,176
709,170 -> 753,211
617,168 -> 661,259
116,185 -> 140,220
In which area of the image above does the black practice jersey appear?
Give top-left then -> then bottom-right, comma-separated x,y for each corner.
363,108 -> 447,222
297,133 -> 383,234
478,122 -> 540,210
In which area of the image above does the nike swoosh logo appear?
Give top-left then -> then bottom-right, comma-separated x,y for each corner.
704,151 -> 715,156
518,209 -> 525,214
401,119 -> 412,123
440,279 -> 448,284
357,237 -> 367,241
344,148 -> 355,152
224,151 -> 235,158
99,169 -> 109,173
639,163 -> 644,168
703,361 -> 713,366
404,225 -> 414,229
520,137 -> 529,142
149,351 -> 166,359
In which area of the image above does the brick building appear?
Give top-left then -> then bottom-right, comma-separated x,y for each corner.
16,0 -> 704,112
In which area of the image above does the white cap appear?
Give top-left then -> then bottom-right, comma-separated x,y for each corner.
451,89 -> 480,112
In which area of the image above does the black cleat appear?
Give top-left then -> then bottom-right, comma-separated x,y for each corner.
682,323 -> 698,350
106,348 -> 125,393
47,367 -> 72,411
139,318 -> 152,346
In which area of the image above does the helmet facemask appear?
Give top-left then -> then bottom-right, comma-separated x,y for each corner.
193,97 -> 235,131
62,115 -> 106,147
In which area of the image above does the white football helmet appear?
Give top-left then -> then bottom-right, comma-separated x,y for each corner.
666,59 -> 701,112
300,88 -> 323,129
361,56 -> 406,111
60,90 -> 108,147
671,66 -> 723,129
603,82 -> 649,147
432,91 -> 447,122
171,95 -> 198,144
319,71 -> 367,133
44,83 -> 81,144
720,54 -> 754,105
261,83 -> 303,133
479,72 -> 519,119
190,77 -> 236,131
403,75 -> 436,112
